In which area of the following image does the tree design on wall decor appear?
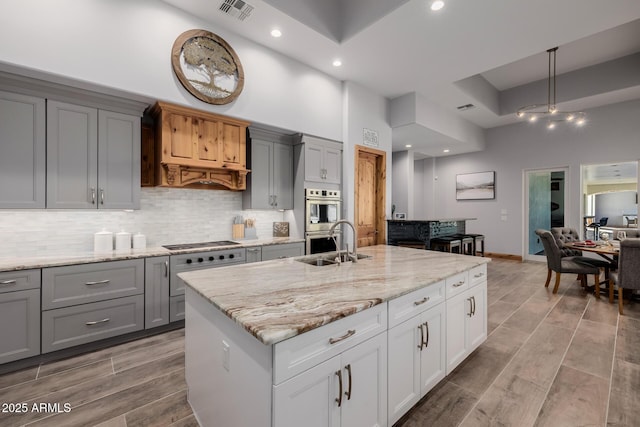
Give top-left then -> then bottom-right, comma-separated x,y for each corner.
171,29 -> 245,105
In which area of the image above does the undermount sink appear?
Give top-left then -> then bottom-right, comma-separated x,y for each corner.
296,252 -> 371,267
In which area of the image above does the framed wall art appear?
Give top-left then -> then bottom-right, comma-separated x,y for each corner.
171,29 -> 245,105
456,171 -> 495,200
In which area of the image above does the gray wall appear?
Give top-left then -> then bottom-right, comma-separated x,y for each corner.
415,99 -> 640,256
595,191 -> 638,226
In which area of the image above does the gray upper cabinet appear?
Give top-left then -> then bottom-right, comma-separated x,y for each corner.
302,135 -> 342,185
47,101 -> 98,209
0,91 -> 46,208
243,128 -> 293,210
98,110 -> 141,209
47,101 -> 140,209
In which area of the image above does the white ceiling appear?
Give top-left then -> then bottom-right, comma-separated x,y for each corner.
161,0 -> 640,157
583,162 -> 638,186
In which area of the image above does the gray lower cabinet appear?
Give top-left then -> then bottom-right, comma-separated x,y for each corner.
170,295 -> 185,322
0,91 -> 46,208
261,243 -> 305,261
42,259 -> 144,310
41,295 -> 144,353
41,259 -> 145,353
0,270 -> 41,364
46,100 -> 140,209
145,256 -> 170,329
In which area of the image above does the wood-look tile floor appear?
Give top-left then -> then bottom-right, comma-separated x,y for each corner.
1,258 -> 639,426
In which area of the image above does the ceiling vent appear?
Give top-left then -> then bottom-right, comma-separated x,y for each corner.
456,103 -> 475,111
219,0 -> 254,21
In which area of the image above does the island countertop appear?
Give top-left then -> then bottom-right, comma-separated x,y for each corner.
179,245 -> 490,346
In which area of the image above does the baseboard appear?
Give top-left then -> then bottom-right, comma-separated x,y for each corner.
485,252 -> 522,261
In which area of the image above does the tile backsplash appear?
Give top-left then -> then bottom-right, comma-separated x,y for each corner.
0,188 -> 288,257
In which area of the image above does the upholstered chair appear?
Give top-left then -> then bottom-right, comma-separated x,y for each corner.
551,227 -> 583,256
551,227 -> 612,276
535,229 -> 602,294
609,238 -> 640,314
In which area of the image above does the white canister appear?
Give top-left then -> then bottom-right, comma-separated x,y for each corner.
94,230 -> 113,253
115,231 -> 132,251
132,232 -> 147,250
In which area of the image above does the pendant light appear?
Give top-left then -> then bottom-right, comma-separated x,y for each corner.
516,47 -> 586,129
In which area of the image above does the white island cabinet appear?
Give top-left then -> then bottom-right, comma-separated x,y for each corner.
181,245 -> 489,427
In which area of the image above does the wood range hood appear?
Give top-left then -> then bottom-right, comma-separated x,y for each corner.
148,101 -> 250,191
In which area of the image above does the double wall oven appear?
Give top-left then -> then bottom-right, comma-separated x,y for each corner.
305,188 -> 342,254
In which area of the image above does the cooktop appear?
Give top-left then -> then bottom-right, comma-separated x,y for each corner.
162,240 -> 241,250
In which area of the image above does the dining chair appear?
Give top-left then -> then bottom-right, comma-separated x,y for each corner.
609,238 -> 640,314
625,216 -> 638,228
551,227 -> 583,256
535,229 -> 602,294
551,227 -> 612,273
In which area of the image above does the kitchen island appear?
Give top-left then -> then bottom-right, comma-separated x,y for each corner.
180,245 -> 489,427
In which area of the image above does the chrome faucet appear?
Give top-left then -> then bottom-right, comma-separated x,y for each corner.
329,219 -> 358,263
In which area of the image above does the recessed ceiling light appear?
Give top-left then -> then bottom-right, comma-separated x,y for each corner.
332,59 -> 342,67
270,29 -> 282,38
405,144 -> 412,148
443,149 -> 450,153
430,1 -> 445,11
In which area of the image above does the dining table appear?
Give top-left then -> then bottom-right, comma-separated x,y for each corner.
565,241 -> 620,265
565,241 -> 620,301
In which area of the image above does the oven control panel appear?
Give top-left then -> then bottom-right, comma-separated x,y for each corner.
306,189 -> 341,199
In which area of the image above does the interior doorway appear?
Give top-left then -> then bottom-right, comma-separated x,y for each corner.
581,161 -> 638,239
355,145 -> 386,248
524,167 -> 569,262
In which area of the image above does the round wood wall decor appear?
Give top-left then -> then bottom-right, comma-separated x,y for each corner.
171,29 -> 245,105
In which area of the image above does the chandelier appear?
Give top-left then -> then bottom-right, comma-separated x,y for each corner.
516,47 -> 586,129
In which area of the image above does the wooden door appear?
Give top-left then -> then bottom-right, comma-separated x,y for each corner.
355,146 -> 386,248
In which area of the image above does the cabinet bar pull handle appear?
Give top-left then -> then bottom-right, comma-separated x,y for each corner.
417,324 -> 424,350
329,329 -> 355,344
100,188 -> 105,205
424,321 -> 430,348
345,364 -> 352,400
90,187 -> 96,204
471,296 -> 476,316
0,279 -> 17,285
453,281 -> 465,287
414,296 -> 430,306
467,298 -> 473,317
164,261 -> 169,277
474,272 -> 485,278
85,279 -> 110,286
86,318 -> 110,326
335,370 -> 343,407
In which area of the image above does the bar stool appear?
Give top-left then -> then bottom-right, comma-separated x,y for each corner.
430,236 -> 462,253
451,234 -> 474,255
465,233 -> 485,257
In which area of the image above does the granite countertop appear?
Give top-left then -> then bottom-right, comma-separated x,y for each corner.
180,245 -> 490,346
0,237 -> 305,272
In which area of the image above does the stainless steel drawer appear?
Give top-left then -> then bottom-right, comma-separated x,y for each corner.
41,294 -> 144,353
0,269 -> 40,294
42,259 -> 144,309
